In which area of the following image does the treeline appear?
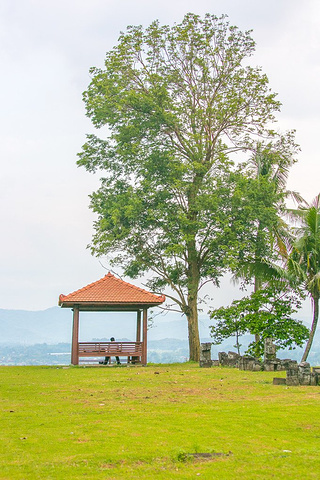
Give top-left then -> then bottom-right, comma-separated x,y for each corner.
1,337 -> 320,366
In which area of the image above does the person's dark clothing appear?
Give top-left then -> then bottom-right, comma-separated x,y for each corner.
100,337 -> 121,365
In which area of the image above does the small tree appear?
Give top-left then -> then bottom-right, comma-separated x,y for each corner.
209,283 -> 309,357
210,311 -> 246,355
78,13 -> 296,361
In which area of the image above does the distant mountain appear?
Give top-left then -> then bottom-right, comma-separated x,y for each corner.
1,307 -> 319,365
0,308 -> 71,344
0,307 -> 211,344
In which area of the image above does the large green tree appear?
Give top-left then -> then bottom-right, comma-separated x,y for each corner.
78,13 -> 295,361
288,194 -> 320,361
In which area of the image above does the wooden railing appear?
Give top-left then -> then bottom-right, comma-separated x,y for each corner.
78,341 -> 143,362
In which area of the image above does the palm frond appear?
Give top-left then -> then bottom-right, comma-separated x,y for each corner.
307,271 -> 320,297
287,256 -> 306,282
285,190 -> 306,206
306,207 -> 320,235
272,164 -> 289,190
311,193 -> 320,210
286,208 -> 307,224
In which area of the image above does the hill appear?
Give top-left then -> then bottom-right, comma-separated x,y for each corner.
0,307 -> 210,344
0,307 -> 319,365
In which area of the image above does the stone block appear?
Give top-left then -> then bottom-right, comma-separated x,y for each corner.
239,355 -> 262,371
264,337 -> 277,362
218,351 -> 240,367
299,374 -> 312,386
273,377 -> 286,385
252,362 -> 263,371
310,374 -> 318,386
264,361 -> 279,372
218,352 -> 227,364
227,351 -> 241,359
199,360 -> 212,368
200,342 -> 212,368
280,359 -> 297,371
286,376 -> 300,386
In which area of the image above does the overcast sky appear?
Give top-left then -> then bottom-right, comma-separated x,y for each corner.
1,0 -> 319,311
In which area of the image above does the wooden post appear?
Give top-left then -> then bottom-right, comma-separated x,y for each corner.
142,308 -> 148,365
136,310 -> 141,342
71,306 -> 79,365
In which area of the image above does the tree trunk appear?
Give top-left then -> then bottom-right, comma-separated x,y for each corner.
254,276 -> 262,343
186,235 -> 201,362
186,290 -> 200,362
301,295 -> 319,362
185,173 -> 203,362
235,327 -> 241,355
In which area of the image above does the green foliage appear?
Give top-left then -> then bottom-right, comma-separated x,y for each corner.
289,194 -> 320,297
288,194 -> 320,360
209,283 -> 309,357
78,13 -> 297,360
229,141 -> 299,287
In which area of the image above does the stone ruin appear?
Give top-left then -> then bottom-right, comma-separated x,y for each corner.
211,338 -> 308,373
239,355 -> 263,371
199,342 -> 213,367
285,361 -> 319,386
264,337 -> 277,361
199,341 -> 319,386
216,346 -> 292,372
218,351 -> 241,367
262,337 -> 295,372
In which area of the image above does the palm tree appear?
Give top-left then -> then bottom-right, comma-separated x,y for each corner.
234,144 -> 301,343
288,194 -> 320,361
236,143 -> 302,283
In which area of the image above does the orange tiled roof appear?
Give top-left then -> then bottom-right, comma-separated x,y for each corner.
59,272 -> 165,306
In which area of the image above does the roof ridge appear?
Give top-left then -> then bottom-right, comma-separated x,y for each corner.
59,272 -> 165,305
107,273 -> 163,300
61,275 -> 107,298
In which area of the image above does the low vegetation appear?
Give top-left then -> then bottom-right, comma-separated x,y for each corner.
1,363 -> 320,479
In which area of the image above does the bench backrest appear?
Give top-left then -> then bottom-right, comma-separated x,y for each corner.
78,341 -> 142,355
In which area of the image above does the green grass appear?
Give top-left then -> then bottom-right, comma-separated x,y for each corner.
1,363 -> 320,479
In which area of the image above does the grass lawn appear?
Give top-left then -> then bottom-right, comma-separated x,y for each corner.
0,362 -> 320,479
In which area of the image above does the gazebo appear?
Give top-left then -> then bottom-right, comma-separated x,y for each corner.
59,272 -> 165,366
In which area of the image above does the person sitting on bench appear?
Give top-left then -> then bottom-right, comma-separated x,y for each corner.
100,337 -> 121,365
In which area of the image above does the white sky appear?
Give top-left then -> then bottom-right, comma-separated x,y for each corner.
1,0 -> 319,311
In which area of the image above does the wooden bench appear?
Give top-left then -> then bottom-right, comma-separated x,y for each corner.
78,341 -> 143,364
